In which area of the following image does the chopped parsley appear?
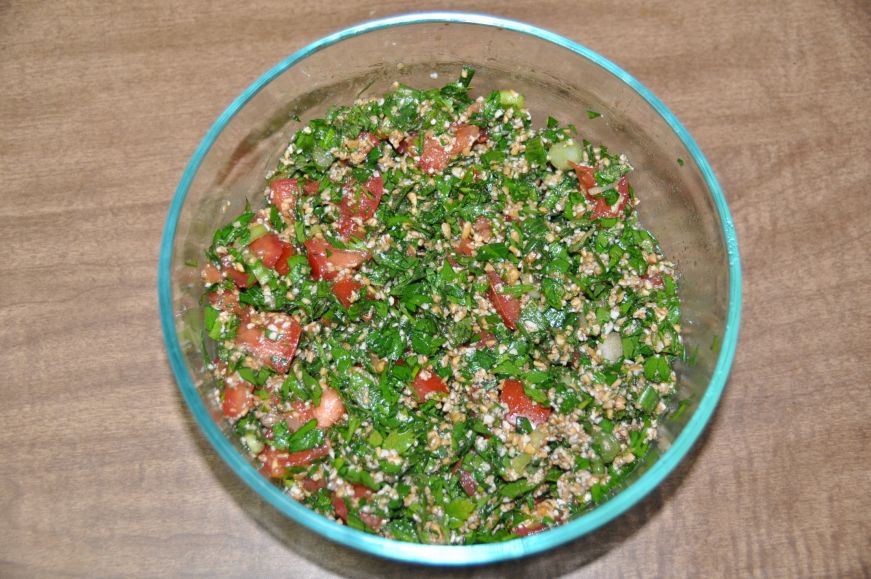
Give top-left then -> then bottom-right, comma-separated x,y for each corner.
200,69 -> 683,545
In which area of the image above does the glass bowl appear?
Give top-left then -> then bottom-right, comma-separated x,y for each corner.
158,12 -> 741,566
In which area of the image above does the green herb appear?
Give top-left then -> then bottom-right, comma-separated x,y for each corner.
200,67 -> 683,545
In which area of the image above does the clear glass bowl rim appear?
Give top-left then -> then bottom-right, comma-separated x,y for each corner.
158,11 -> 742,566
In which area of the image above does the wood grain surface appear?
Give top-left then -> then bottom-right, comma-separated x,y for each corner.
1,1 -> 869,577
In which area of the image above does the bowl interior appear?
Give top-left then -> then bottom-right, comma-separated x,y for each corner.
160,14 -> 739,565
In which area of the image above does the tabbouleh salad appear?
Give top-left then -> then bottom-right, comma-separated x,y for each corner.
200,68 -> 683,544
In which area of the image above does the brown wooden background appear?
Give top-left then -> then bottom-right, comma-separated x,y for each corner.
1,1 -> 869,577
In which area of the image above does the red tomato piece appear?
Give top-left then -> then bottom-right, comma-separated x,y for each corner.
411,369 -> 449,402
473,216 -> 493,242
220,255 -> 252,288
513,522 -> 547,537
352,483 -> 373,498
486,271 -> 521,331
235,312 -> 301,373
202,263 -> 223,284
571,163 -> 597,191
332,495 -> 349,521
248,233 -> 283,269
642,271 -> 665,289
500,379 -> 551,426
450,123 -> 481,156
455,238 -> 474,256
359,512 -> 383,530
336,175 -> 384,240
419,134 -> 451,174
269,178 -> 301,219
311,387 -> 346,429
459,470 -> 477,496
475,330 -> 496,349
361,176 -> 384,215
395,133 -> 414,155
302,477 -> 326,492
303,179 -> 320,196
222,381 -> 253,419
355,131 -> 380,157
332,276 -> 362,308
273,241 -> 296,276
208,290 -> 242,315
285,400 -> 316,431
259,446 -> 330,479
291,450 -> 331,469
303,238 -> 369,281
589,176 -> 630,219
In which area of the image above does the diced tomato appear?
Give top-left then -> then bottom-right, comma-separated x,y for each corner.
303,238 -> 369,281
513,522 -> 547,537
248,233 -> 283,268
208,290 -> 242,315
417,124 -> 481,174
359,512 -> 383,530
286,447 -> 329,472
302,477 -> 326,492
202,263 -> 223,284
419,134 -> 451,174
486,271 -> 521,331
224,267 -> 252,288
286,388 -> 345,431
303,179 -> 320,195
269,178 -> 301,220
473,216 -> 493,242
273,241 -> 296,276
394,133 -> 413,155
332,276 -> 362,308
455,238 -> 474,256
258,446 -> 330,478
336,175 -> 384,240
572,164 -> 630,218
285,400 -> 316,431
235,312 -> 301,373
352,483 -> 373,498
589,176 -> 630,219
222,381 -> 253,419
571,163 -> 597,191
501,379 -> 551,426
355,131 -> 381,157
220,255 -> 252,288
411,369 -> 449,401
311,387 -> 346,428
465,101 -> 483,115
475,330 -> 496,349
450,123 -> 481,156
642,271 -> 665,289
362,176 -> 384,212
332,495 -> 349,521
459,470 -> 477,496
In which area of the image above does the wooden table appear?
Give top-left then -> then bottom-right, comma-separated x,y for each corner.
2,1 -> 868,576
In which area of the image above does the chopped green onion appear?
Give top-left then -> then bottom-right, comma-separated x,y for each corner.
547,140 -> 582,170
593,432 -> 621,463
638,385 -> 659,412
247,223 -> 269,243
498,89 -> 525,108
242,433 -> 264,454
510,453 -> 532,474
